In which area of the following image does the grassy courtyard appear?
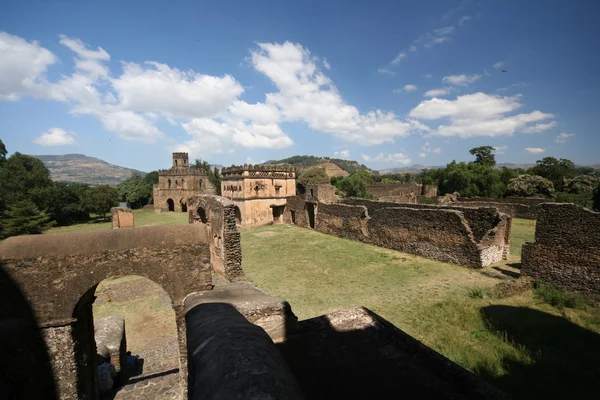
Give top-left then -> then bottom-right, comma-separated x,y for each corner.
46,212 -> 600,398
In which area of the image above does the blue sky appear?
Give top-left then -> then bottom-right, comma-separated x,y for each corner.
1,0 -> 598,172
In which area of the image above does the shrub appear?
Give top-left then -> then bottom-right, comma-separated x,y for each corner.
468,287 -> 485,299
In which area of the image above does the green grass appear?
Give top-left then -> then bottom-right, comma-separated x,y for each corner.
241,219 -> 600,399
46,209 -> 189,234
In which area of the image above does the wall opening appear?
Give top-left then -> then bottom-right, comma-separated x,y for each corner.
234,206 -> 242,226
181,202 -> 187,213
73,275 -> 181,399
197,207 -> 208,224
168,179 -> 171,189
272,206 -> 284,224
291,210 -> 296,225
306,203 -> 316,229
167,199 -> 175,212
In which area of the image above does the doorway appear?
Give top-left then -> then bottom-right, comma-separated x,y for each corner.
167,199 -> 175,212
306,203 -> 316,229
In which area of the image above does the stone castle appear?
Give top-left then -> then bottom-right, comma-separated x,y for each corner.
152,152 -> 216,213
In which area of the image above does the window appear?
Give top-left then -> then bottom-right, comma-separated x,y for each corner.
275,186 -> 281,195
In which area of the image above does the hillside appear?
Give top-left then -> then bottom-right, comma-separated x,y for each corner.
32,154 -> 145,186
263,155 -> 372,176
380,162 -> 599,175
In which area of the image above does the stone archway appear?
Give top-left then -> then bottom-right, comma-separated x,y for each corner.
167,199 -> 175,212
197,207 -> 208,224
181,199 -> 187,213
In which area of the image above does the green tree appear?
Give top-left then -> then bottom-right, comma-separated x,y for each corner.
593,183 -> 600,211
31,182 -> 90,226
297,167 -> 330,186
0,138 -> 6,167
2,199 -> 55,237
506,174 -> 555,197
563,175 -> 600,194
469,146 -> 496,167
192,159 -> 222,195
82,185 -> 119,220
340,170 -> 373,198
531,157 -> 576,191
117,172 -> 157,209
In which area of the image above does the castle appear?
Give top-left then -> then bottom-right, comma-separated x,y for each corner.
153,152 -> 216,213
220,164 -> 296,227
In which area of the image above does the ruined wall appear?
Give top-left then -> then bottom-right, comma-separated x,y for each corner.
303,184 -> 336,204
285,197 -> 509,268
111,207 -> 134,228
0,225 -> 214,400
366,183 -> 437,203
522,203 -> 600,297
455,196 -> 547,219
188,195 -> 243,281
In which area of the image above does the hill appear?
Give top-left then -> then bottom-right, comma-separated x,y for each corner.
31,154 -> 145,186
379,162 -> 599,175
262,155 -> 372,176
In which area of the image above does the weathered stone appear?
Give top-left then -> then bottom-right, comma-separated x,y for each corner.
95,316 -> 127,378
111,207 -> 134,229
367,182 -> 437,203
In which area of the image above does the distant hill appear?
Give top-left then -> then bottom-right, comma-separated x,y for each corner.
379,162 -> 598,175
32,154 -> 145,186
262,155 -> 373,176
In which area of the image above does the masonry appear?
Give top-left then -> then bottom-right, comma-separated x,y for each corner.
522,203 -> 600,298
284,196 -> 511,268
366,182 -> 438,203
153,152 -> 217,213
454,196 -> 547,219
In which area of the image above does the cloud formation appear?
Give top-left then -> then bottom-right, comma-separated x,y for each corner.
362,152 -> 412,165
424,88 -> 451,97
555,132 -> 575,143
33,128 -> 77,146
334,150 -> 350,159
525,147 -> 545,154
442,74 -> 482,86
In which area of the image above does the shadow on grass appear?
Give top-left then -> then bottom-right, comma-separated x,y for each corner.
491,266 -> 521,279
477,306 -> 600,399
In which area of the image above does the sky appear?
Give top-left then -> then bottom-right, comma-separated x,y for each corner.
1,0 -> 599,172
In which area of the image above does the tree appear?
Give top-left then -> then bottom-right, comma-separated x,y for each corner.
192,159 -> 221,195
340,171 -> 373,198
31,182 -> 90,226
297,167 -> 330,186
0,139 -> 6,167
531,157 -> 576,191
117,172 -> 157,209
2,199 -> 55,237
82,185 -> 119,220
469,146 -> 496,167
563,175 -> 600,194
593,183 -> 600,211
506,175 -> 555,197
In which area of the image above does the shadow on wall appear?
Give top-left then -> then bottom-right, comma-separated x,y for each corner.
276,307 -> 505,400
0,266 -> 58,400
477,306 -> 600,399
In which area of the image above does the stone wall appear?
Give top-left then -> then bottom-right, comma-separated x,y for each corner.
0,225 -> 214,400
285,197 -> 510,268
522,203 -> 600,297
188,195 -> 243,281
303,184 -> 336,204
366,183 -> 437,203
111,207 -> 134,228
455,196 -> 547,219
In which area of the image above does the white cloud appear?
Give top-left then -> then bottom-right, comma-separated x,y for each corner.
33,128 -> 77,146
458,15 -> 472,26
251,41 -> 421,145
378,68 -> 396,76
228,100 -> 281,125
493,61 -> 505,69
424,37 -> 451,49
0,32 -> 58,100
442,74 -> 482,86
555,132 -> 575,143
494,145 -> 508,154
521,121 -> 557,134
421,141 -> 442,154
418,152 -> 427,158
334,150 -> 350,159
409,92 -> 555,138
393,84 -> 417,93
408,45 -> 417,52
424,88 -> 451,97
425,74 -> 433,78
323,58 -> 331,70
525,147 -> 545,154
361,152 -> 412,165
391,51 -> 407,64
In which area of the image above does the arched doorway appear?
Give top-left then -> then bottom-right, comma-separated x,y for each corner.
167,199 -> 175,212
74,275 -> 181,398
234,206 -> 242,226
181,199 -> 187,213
197,207 -> 208,223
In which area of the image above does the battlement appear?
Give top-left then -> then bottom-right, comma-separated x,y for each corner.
221,164 -> 296,180
158,167 -> 208,176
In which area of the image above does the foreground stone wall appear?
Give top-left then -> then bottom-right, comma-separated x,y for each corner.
522,203 -> 600,297
0,225 -> 214,400
285,197 -> 510,268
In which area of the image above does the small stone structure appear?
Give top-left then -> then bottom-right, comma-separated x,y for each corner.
367,182 -> 438,203
220,164 -> 296,227
284,196 -> 511,268
111,207 -> 134,229
153,152 -> 217,213
187,195 -> 243,281
301,183 -> 336,204
94,316 -> 127,378
522,203 -> 600,297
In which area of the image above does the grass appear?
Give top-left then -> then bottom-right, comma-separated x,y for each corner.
46,209 -> 189,234
241,219 -> 600,399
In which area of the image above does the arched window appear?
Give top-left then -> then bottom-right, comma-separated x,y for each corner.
199,179 -> 203,189
167,199 -> 175,212
181,179 -> 185,188
168,179 -> 171,189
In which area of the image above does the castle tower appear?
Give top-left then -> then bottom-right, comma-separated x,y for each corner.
173,152 -> 189,168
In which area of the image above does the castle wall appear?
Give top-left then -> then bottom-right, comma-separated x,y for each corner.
285,197 -> 510,268
0,225 -> 214,400
366,183 -> 438,203
522,203 -> 600,297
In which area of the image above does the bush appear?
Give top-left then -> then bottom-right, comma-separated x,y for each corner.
506,174 -> 555,197
468,287 -> 485,299
534,281 -> 588,309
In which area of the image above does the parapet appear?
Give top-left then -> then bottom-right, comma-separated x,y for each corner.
221,164 -> 296,179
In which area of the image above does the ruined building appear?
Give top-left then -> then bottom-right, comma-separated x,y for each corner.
153,152 -> 216,213
366,182 -> 438,203
220,164 -> 296,227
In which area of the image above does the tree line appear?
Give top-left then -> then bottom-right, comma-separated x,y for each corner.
298,146 -> 600,210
